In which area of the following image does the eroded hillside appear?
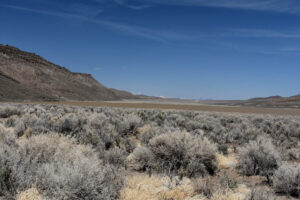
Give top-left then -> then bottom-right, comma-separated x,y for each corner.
0,44 -> 135,101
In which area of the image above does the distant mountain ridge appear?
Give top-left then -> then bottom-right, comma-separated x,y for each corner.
249,95 -> 284,101
0,44 -> 136,101
249,95 -> 300,102
235,94 -> 300,108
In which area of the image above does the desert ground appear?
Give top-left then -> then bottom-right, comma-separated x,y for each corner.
17,100 -> 300,116
1,102 -> 300,200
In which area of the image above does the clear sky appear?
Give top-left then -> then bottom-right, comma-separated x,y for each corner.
1,0 -> 300,100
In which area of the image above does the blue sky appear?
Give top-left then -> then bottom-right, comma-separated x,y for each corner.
1,0 -> 300,100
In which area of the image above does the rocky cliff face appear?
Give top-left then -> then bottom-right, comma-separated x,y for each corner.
0,44 -> 135,101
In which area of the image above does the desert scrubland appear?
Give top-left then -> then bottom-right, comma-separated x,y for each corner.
0,103 -> 300,200
20,101 -> 300,116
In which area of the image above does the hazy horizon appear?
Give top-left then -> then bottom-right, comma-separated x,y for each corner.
1,0 -> 300,100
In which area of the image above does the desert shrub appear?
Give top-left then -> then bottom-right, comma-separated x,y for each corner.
273,164 -> 300,197
76,130 -> 106,158
115,113 -> 142,136
0,126 -> 18,198
151,112 -> 165,125
225,127 -> 243,143
218,144 -> 228,155
203,124 -> 227,144
3,133 -> 124,200
118,137 -> 136,153
223,125 -> 259,145
142,132 -> 217,178
89,113 -> 108,130
148,132 -> 190,176
77,130 -> 103,147
5,118 -> 15,128
137,124 -> 178,145
137,110 -> 147,121
54,113 -> 84,133
168,113 -> 186,128
184,135 -> 218,177
126,146 -> 154,171
0,125 -> 16,147
104,147 -> 127,167
0,106 -> 20,118
97,131 -> 118,151
183,120 -> 201,132
250,187 -> 276,200
21,113 -> 52,135
12,120 -> 25,137
238,136 -> 281,182
0,166 -> 12,196
4,103 -> 300,198
286,148 -> 300,161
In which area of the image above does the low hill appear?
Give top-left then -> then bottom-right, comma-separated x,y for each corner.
0,44 -> 136,101
249,95 -> 283,101
226,94 -> 300,108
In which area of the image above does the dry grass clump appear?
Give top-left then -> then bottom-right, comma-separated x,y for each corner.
238,136 -> 281,182
119,173 -> 194,200
137,124 -> 151,135
191,184 -> 250,200
16,188 -> 44,200
217,154 -> 238,170
206,186 -> 250,200
120,174 -> 251,200
249,187 -> 276,200
192,176 -> 218,198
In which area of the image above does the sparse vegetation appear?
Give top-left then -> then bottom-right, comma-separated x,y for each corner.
0,103 -> 299,199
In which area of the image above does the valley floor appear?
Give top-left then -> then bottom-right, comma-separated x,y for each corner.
14,100 -> 300,116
